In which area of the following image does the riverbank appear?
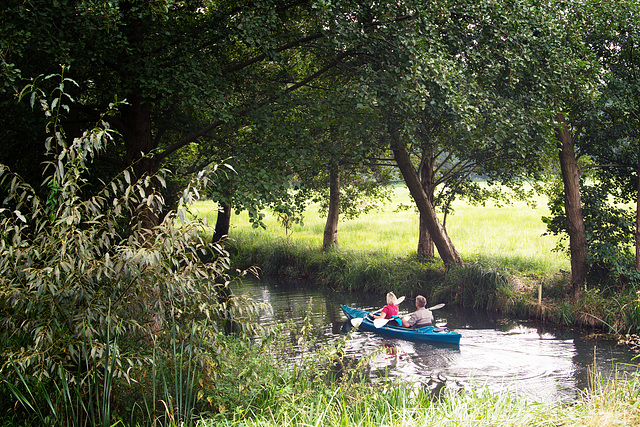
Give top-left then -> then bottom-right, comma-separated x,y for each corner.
192,186 -> 640,336
203,373 -> 640,426
224,233 -> 640,337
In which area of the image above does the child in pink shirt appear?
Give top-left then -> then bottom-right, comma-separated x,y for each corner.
372,292 -> 399,320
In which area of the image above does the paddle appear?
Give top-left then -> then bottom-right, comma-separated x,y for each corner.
373,303 -> 445,328
350,296 -> 406,328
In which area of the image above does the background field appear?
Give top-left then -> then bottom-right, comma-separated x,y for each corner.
193,185 -> 570,278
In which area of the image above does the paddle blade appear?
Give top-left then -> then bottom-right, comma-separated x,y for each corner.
396,296 -> 406,305
373,318 -> 390,328
350,318 -> 364,328
428,303 -> 445,310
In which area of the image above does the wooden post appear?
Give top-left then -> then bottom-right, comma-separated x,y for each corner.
538,283 -> 543,317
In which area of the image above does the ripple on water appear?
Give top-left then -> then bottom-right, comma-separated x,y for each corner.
233,279 -> 638,402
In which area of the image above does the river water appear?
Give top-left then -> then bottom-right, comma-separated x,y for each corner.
233,278 -> 639,402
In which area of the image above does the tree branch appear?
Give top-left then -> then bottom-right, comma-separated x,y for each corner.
157,51 -> 352,162
579,163 -> 633,173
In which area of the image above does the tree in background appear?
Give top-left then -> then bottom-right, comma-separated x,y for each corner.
280,88 -> 393,250
357,0 -> 548,264
445,0 -> 601,298
1,0 -> 438,235
565,0 -> 640,289
531,0 -> 640,297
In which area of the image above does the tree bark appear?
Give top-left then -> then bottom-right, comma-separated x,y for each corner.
417,148 -> 436,259
417,213 -> 435,259
212,201 -> 232,243
389,123 -> 463,265
636,143 -> 640,271
556,113 -> 587,299
323,169 -> 340,250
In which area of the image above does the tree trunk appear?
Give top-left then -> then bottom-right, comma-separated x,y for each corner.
121,96 -> 160,232
323,169 -> 340,250
389,123 -> 463,265
212,201 -> 232,243
636,143 -> 640,271
417,213 -> 435,259
117,6 -> 161,232
417,148 -> 436,259
556,113 -> 587,299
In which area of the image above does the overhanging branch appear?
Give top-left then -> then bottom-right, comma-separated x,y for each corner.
157,51 -> 352,162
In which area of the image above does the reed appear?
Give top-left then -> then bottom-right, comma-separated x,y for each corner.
3,317 -> 207,427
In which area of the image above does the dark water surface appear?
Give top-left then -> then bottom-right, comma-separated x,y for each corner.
233,278 -> 638,402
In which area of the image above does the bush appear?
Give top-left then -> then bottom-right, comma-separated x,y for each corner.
543,181 -> 639,294
0,68 -> 265,426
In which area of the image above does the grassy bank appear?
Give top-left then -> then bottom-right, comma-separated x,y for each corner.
5,304 -> 638,427
203,373 -> 640,427
192,186 -> 640,334
199,319 -> 640,427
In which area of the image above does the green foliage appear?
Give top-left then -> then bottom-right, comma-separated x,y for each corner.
4,310 -> 118,427
227,233 -> 445,296
195,302 -> 368,423
315,176 -> 394,222
202,369 -> 640,427
4,314 -> 252,427
543,181 -> 638,294
0,71 -> 268,425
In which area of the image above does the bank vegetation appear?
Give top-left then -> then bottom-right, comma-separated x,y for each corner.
193,184 -> 640,337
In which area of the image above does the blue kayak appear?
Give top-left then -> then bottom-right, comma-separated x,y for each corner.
341,304 -> 461,345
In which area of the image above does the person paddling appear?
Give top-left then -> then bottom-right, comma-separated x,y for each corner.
371,292 -> 399,322
402,295 -> 434,328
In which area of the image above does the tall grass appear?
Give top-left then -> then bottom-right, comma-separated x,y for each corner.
4,318 -> 207,427
202,371 -> 640,427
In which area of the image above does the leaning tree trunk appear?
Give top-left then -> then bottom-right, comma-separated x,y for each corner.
389,124 -> 463,265
323,169 -> 340,250
556,114 -> 587,299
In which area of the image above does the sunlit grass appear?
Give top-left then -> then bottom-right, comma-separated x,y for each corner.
192,185 -> 569,276
202,372 -> 640,427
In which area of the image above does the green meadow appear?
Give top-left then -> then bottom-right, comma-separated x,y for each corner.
193,185 -> 569,279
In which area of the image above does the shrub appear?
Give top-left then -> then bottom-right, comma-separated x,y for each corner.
0,68 -> 265,425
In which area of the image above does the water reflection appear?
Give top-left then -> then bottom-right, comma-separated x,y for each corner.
232,278 -> 638,402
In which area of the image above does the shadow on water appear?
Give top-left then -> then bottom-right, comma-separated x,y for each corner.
232,277 -> 639,402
